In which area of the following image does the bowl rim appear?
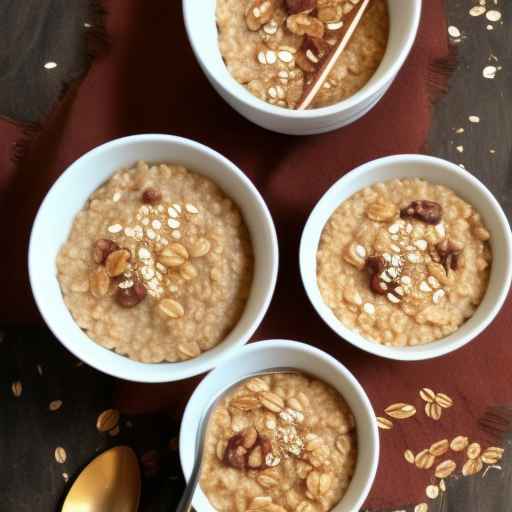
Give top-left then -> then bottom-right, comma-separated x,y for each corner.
28,134 -> 279,382
179,339 -> 380,512
182,0 -> 423,120
299,153 -> 512,361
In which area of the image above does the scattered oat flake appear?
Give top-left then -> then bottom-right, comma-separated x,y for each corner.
425,402 -> 442,420
455,127 -> 464,134
96,409 -> 120,432
419,387 -> 436,403
469,6 -> 486,16
435,392 -> 453,408
426,485 -> 439,500
108,224 -> 123,233
404,449 -> 415,463
44,61 -> 58,69
490,149 -> 496,154
469,115 -> 480,123
450,435 -> 469,452
448,26 -> 461,38
55,447 -> 67,464
185,203 -> 199,214
483,66 -> 497,79
363,303 -> 375,315
462,457 -> 483,476
439,479 -> 446,492
49,400 -> 63,412
435,459 -> 456,478
486,10 -> 502,22
377,416 -> 393,430
11,381 -> 22,397
456,145 -> 464,153
385,403 -> 416,419
415,503 -> 428,512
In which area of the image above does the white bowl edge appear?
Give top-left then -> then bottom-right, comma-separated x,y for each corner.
183,0 -> 422,134
28,134 -> 279,382
299,154 -> 512,361
179,339 -> 380,512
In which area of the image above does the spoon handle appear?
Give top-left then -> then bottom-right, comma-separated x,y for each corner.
176,458 -> 201,512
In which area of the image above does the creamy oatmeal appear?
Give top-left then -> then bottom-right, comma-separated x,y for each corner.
217,0 -> 389,109
317,179 -> 492,346
57,161 -> 253,363
200,372 -> 357,512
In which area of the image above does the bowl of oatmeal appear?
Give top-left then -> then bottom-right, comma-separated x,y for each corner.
183,0 -> 421,135
300,155 -> 512,360
29,134 -> 278,382
180,339 -> 379,512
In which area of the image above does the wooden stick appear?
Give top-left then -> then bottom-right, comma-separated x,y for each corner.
297,0 -> 371,111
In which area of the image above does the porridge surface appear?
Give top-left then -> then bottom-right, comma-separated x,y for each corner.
57,161 -> 253,363
216,0 -> 389,109
200,372 -> 357,512
317,178 -> 492,347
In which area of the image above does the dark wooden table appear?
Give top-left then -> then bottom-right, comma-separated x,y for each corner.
1,2 -> 510,511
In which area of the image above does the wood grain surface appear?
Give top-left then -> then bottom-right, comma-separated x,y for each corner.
1,1 -> 511,512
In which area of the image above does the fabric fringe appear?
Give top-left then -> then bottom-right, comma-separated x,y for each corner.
10,0 -> 109,165
479,405 -> 512,440
426,42 -> 459,106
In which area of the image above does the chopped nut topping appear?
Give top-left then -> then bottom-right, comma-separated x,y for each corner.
93,239 -> 120,264
115,279 -> 146,307
142,188 -> 162,204
400,200 -> 442,225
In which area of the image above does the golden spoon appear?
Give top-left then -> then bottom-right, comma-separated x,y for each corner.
61,446 -> 141,512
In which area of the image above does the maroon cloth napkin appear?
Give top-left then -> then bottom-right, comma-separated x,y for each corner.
2,1 -> 510,509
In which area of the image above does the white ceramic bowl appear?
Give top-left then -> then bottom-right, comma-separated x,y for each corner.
183,0 -> 421,135
28,134 -> 279,382
180,339 -> 379,512
300,154 -> 512,361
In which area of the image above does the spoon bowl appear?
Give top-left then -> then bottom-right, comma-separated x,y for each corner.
176,367 -> 297,512
61,446 -> 141,512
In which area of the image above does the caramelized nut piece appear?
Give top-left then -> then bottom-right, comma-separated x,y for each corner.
93,239 -> 120,264
224,433 -> 248,469
115,280 -> 146,307
435,240 -> 462,272
302,35 -> 330,62
246,0 -> 275,31
343,242 -> 367,270
400,200 -> 442,225
285,0 -> 315,14
159,299 -> 185,319
142,187 -> 162,204
317,4 -> 342,22
105,249 -> 131,277
365,256 -> 394,295
90,267 -> 110,298
287,13 -> 325,38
